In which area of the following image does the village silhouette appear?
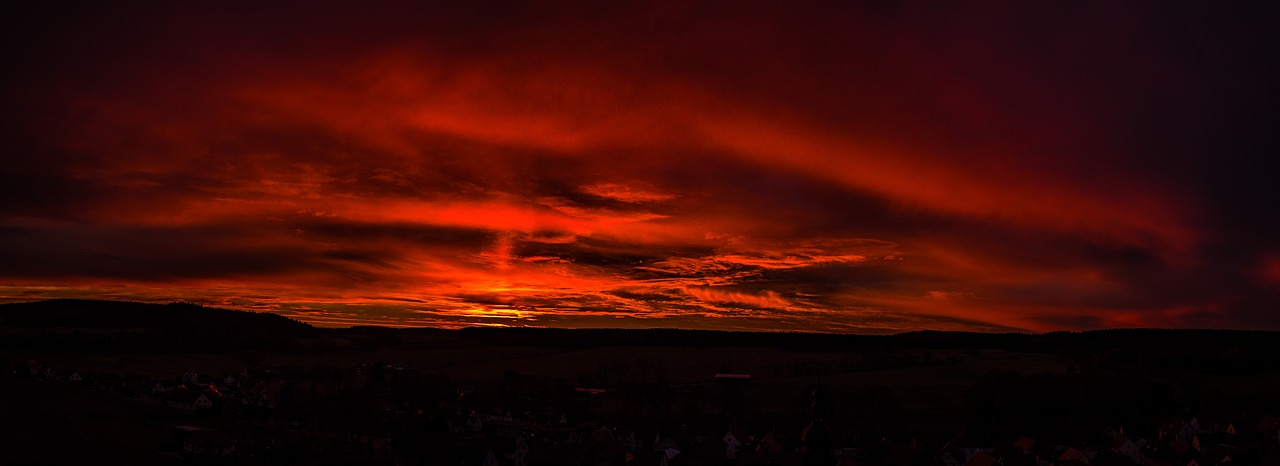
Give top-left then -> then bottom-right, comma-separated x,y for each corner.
3,299 -> 1279,465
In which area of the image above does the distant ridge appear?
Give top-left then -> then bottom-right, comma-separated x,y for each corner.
0,299 -> 317,351
449,322 -> 1280,351
3,299 -> 1278,358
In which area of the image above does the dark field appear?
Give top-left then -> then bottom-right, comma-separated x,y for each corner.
3,342 -> 1070,415
0,376 -> 178,465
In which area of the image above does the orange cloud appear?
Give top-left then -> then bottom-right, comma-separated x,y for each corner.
579,183 -> 677,203
683,286 -> 791,309
211,48 -> 1196,257
3,2 -> 1273,333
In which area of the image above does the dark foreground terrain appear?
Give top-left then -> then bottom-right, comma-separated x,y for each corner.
3,299 -> 1280,465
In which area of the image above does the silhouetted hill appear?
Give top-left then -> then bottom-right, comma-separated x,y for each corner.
445,326 -> 1280,375
0,299 -> 318,352
5,299 -> 1280,376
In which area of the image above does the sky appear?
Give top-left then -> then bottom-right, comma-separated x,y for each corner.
2,2 -> 1277,333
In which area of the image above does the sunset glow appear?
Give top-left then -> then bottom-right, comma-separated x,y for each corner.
2,3 -> 1277,332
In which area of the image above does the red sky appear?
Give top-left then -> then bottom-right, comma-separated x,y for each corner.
2,2 -> 1277,332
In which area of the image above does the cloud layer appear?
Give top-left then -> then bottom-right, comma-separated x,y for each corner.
2,2 -> 1277,332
